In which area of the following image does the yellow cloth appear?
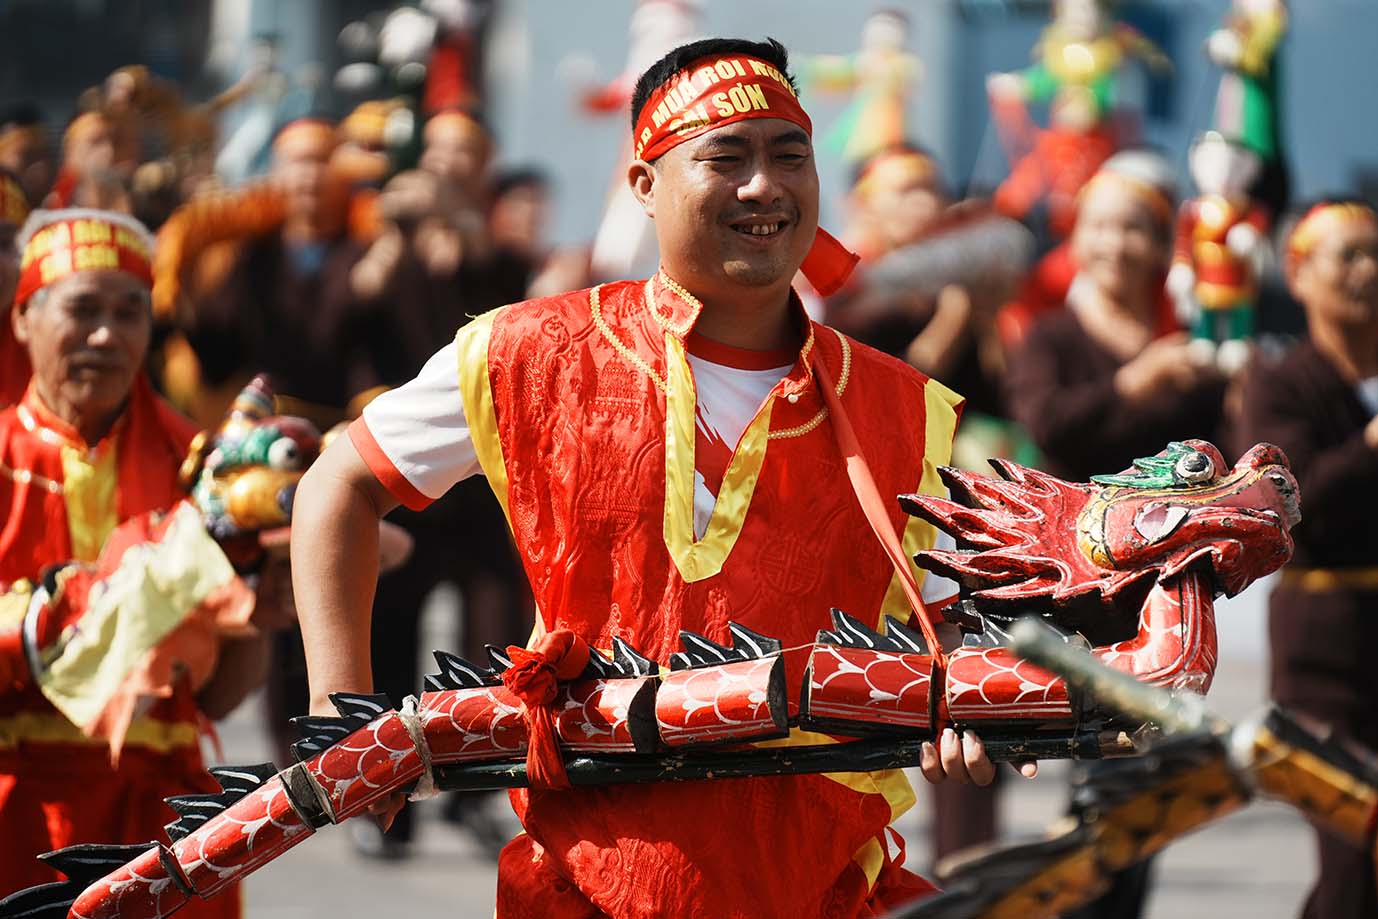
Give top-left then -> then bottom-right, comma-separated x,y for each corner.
39,503 -> 240,732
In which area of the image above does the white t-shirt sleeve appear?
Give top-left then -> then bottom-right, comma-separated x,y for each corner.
348,340 -> 481,510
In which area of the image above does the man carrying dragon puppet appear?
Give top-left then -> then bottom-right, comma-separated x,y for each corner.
291,37 -> 1015,917
286,36 -> 1302,917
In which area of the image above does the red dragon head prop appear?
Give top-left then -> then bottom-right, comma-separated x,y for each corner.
901,440 -> 1298,644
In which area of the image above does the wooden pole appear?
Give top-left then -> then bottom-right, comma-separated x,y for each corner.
432,729 -> 1134,791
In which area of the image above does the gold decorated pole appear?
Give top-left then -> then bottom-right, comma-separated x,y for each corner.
1010,616 -> 1378,847
895,617 -> 1378,919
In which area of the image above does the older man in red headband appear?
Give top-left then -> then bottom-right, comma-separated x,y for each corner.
0,208 -> 262,917
1242,199 -> 1378,919
292,38 -> 1020,918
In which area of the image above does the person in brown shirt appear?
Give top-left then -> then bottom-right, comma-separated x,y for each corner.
347,166 -> 534,859
1241,198 -> 1378,919
827,144 -> 1037,866
184,119 -> 381,428
180,119 -> 386,807
1006,151 -> 1228,919
1006,151 -> 1228,484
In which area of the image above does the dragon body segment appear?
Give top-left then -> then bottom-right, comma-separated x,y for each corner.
0,441 -> 1300,918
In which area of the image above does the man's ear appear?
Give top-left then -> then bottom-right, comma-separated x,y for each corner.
1282,249 -> 1308,304
627,159 -> 656,218
11,298 -> 30,347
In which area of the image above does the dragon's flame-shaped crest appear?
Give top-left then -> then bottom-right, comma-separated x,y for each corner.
901,440 -> 1300,611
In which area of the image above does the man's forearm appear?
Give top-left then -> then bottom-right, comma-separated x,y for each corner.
197,632 -> 271,720
290,438 -> 395,715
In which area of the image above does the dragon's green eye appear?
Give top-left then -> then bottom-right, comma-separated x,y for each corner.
1174,451 -> 1214,485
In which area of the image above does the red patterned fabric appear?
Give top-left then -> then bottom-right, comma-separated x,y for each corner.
483,276 -> 954,917
0,377 -> 198,584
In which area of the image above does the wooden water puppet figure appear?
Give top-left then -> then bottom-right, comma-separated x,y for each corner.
1209,0 -> 1289,216
986,0 -> 1171,238
1168,131 -> 1271,374
899,616 -> 1378,919
804,8 -> 924,165
178,374 -> 322,571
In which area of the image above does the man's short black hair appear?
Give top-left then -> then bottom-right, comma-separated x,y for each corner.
629,37 -> 796,135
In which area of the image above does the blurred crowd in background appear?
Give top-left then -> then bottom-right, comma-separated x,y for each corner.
1,1 -> 1376,917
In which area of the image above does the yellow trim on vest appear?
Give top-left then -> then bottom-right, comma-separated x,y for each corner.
0,710 -> 199,752
878,377 -> 964,624
455,309 -> 513,526
591,284 -> 669,393
853,836 -> 888,891
754,727 -> 917,823
662,333 -> 775,584
879,516 -> 939,623
60,440 -> 119,562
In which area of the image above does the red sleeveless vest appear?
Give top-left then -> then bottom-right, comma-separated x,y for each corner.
458,274 -> 962,918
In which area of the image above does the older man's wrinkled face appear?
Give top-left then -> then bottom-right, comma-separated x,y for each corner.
1071,179 -> 1170,302
13,270 -> 151,428
1291,215 -> 1378,329
638,118 -> 819,301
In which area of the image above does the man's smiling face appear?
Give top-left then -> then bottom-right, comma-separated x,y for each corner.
638,118 -> 819,302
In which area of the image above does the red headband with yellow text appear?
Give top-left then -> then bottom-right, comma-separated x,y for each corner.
634,55 -> 809,161
1287,202 -> 1378,259
15,211 -> 154,307
633,53 -> 858,295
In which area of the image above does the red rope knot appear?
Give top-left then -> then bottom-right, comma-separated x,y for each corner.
501,629 -> 590,789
